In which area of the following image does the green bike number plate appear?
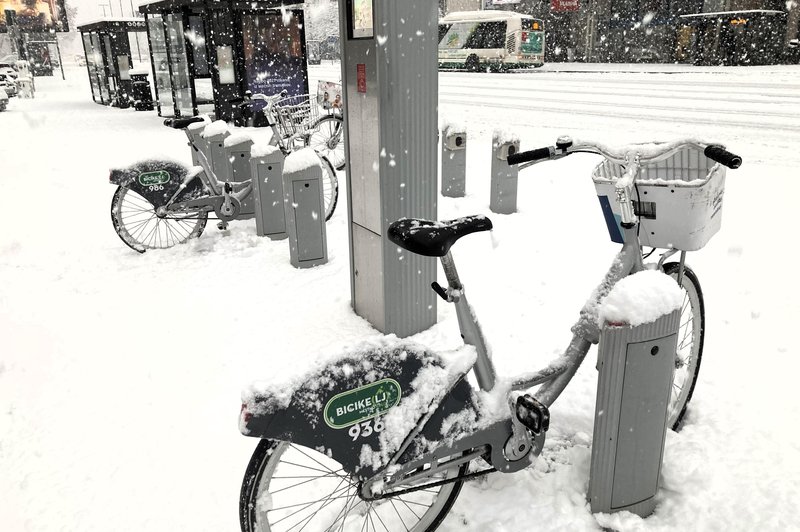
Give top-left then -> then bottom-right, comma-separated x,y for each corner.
324,378 -> 402,429
138,171 -> 171,186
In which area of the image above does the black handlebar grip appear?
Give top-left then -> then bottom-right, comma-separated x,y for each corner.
507,147 -> 552,166
164,116 -> 205,129
704,145 -> 742,169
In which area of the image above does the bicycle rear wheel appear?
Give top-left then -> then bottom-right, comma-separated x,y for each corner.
319,154 -> 339,221
110,186 -> 208,253
662,263 -> 705,431
240,439 -> 465,532
307,115 -> 345,171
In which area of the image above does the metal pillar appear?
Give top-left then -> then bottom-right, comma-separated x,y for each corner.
339,0 -> 439,336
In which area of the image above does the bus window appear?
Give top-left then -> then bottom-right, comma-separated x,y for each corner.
439,21 -> 507,50
465,21 -> 507,49
438,24 -> 452,43
439,22 -> 478,49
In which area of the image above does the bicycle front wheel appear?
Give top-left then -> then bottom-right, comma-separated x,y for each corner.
110,186 -> 207,253
663,262 -> 705,431
307,115 -> 345,170
240,439 -> 465,532
319,154 -> 339,221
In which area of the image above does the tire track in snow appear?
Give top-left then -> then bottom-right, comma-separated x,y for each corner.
440,80 -> 800,107
439,89 -> 798,125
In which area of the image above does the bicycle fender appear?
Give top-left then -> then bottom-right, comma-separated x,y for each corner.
109,159 -> 207,208
240,342 -> 479,478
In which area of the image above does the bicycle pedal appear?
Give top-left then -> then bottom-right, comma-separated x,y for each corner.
516,394 -> 550,435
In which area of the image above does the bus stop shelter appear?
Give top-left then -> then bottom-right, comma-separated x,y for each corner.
139,0 -> 309,120
78,18 -> 149,106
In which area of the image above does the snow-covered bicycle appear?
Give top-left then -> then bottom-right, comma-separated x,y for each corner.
108,95 -> 339,253
237,138 -> 741,532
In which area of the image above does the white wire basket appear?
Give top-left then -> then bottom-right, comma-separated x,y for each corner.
592,146 -> 727,251
274,94 -> 320,138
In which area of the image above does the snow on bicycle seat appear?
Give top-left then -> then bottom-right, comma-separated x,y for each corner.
387,215 -> 493,257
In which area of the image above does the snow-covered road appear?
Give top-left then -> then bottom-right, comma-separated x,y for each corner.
1,64 -> 799,531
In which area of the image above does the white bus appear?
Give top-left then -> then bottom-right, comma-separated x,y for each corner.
438,11 -> 545,71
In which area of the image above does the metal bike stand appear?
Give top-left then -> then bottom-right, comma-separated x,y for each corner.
441,127 -> 467,198
225,134 -> 255,218
186,120 -> 209,167
490,134 -> 520,214
588,308 -> 680,518
200,123 -> 231,179
282,150 -> 328,268
250,145 -> 288,240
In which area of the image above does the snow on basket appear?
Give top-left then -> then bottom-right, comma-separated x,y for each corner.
593,145 -> 726,251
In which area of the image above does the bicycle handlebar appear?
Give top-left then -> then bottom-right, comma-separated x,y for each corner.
703,145 -> 742,169
164,116 -> 206,129
507,147 -> 553,165
508,137 -> 743,170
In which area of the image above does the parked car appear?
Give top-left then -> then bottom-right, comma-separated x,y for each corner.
0,72 -> 18,97
0,88 -> 8,111
0,62 -> 18,80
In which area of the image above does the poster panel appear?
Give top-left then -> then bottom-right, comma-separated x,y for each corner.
317,80 -> 342,110
0,0 -> 69,32
241,12 -> 308,97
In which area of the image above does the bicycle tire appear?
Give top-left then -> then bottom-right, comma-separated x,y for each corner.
662,262 -> 705,431
319,154 -> 339,221
240,439 -> 466,532
306,115 -> 346,171
110,186 -> 208,253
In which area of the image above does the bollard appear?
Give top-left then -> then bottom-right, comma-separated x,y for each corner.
224,134 -> 255,217
283,148 -> 328,268
250,144 -> 288,240
200,120 -> 231,178
441,126 -> 467,198
588,308 -> 680,518
186,118 -> 210,167
490,132 -> 520,215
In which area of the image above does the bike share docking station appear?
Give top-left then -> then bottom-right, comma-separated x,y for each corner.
338,0 -> 440,336
282,149 -> 328,268
441,126 -> 467,198
490,132 -> 521,215
589,305 -> 681,517
249,146 -> 288,240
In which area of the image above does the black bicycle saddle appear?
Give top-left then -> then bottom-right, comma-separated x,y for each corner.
387,215 -> 493,257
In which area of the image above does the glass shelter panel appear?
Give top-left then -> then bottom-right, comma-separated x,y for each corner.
188,15 -> 213,114
148,14 -> 174,116
165,14 -> 194,116
90,33 -> 110,103
83,32 -> 103,102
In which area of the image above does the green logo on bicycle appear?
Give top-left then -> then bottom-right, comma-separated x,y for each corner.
138,171 -> 171,186
323,378 -> 402,429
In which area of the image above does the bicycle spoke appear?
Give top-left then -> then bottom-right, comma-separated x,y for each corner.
286,477 -> 349,532
280,460 -> 349,478
291,444 -> 343,476
271,470 -> 348,495
268,484 -> 353,522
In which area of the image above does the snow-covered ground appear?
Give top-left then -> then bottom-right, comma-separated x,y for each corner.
1,63 -> 799,531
